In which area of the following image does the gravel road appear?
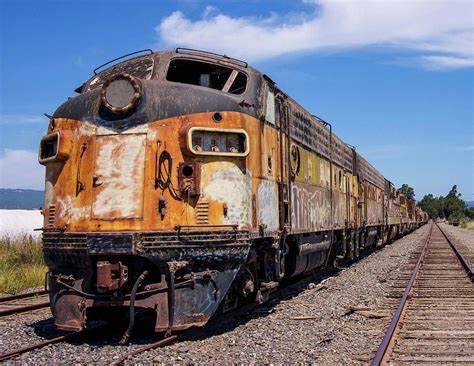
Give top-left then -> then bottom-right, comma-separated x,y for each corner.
0,225 -> 433,365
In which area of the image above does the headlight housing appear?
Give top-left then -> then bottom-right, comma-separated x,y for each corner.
100,73 -> 141,114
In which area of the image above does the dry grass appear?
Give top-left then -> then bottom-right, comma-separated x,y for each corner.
0,235 -> 47,294
461,221 -> 474,230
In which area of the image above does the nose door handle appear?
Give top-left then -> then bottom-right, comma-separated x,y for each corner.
92,175 -> 103,187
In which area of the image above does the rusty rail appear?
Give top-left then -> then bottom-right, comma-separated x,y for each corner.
0,322 -> 112,362
0,301 -> 50,318
371,223 -> 474,366
109,335 -> 179,366
371,222 -> 433,366
0,289 -> 48,303
436,222 -> 473,280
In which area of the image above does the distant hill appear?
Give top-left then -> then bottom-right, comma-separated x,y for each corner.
0,189 -> 44,209
466,201 -> 474,208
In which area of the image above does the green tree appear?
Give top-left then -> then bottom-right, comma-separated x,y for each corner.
444,185 -> 466,220
465,207 -> 474,219
398,184 -> 415,201
418,194 -> 441,218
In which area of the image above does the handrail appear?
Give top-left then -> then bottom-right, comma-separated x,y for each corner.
93,49 -> 153,75
175,47 -> 248,68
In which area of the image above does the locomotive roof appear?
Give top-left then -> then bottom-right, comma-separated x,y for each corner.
85,48 -> 386,188
88,49 -> 263,85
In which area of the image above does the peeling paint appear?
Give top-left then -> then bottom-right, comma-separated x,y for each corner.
56,195 -> 89,223
257,179 -> 279,231
201,162 -> 252,228
291,183 -> 331,231
91,134 -> 146,219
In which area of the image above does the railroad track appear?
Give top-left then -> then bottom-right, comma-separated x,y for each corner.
372,222 -> 474,365
0,227 -> 423,364
0,268 -> 332,364
0,289 -> 49,318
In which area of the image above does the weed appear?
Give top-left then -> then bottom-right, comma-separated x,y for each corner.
461,220 -> 474,230
0,235 -> 47,294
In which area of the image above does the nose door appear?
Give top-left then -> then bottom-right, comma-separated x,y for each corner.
91,134 -> 146,220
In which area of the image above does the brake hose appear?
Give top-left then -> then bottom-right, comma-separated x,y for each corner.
119,270 -> 149,345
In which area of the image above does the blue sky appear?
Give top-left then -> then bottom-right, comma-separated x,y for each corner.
0,0 -> 473,201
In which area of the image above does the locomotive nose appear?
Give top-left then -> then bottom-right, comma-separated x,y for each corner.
100,72 -> 142,114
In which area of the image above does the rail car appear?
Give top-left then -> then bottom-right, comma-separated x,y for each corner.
38,48 -> 427,336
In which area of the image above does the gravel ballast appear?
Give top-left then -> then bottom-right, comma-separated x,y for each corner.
438,222 -> 474,256
0,225 -> 432,364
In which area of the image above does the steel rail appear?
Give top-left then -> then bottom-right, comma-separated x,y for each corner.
0,301 -> 50,318
436,222 -> 473,281
0,289 -> 48,303
0,322 -> 112,362
109,335 -> 179,366
371,222 -> 433,366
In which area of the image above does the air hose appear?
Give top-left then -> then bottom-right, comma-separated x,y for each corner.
119,270 -> 150,345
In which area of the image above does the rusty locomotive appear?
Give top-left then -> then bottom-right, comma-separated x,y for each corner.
38,49 -> 427,336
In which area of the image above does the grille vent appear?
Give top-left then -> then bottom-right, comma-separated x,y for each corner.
195,200 -> 209,225
47,205 -> 56,227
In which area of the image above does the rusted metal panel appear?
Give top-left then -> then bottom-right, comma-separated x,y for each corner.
91,134 -> 146,219
291,182 -> 331,232
96,261 -> 128,292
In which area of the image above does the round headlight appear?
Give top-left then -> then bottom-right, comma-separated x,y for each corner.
100,73 -> 141,114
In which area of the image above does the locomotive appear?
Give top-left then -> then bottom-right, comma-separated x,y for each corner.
38,49 -> 427,336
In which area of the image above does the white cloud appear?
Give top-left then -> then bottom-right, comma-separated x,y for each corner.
157,0 -> 473,69
0,114 -> 44,125
202,5 -> 218,18
0,149 -> 44,189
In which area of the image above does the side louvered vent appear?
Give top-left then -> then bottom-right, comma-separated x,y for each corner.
47,205 -> 56,227
195,200 -> 209,225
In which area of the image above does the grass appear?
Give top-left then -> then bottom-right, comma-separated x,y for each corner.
461,220 -> 474,230
0,235 -> 47,294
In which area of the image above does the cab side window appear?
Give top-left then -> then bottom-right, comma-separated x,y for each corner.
265,88 -> 276,125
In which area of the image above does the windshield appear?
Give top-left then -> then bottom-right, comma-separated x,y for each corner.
85,56 -> 155,91
166,59 -> 247,95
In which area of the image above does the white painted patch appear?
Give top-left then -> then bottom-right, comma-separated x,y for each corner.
44,176 -> 54,209
95,124 -> 149,136
202,162 -> 252,228
81,121 -> 157,141
78,123 -> 97,136
147,128 -> 158,141
92,134 -> 146,219
96,126 -> 117,136
56,195 -> 90,223
257,179 -> 279,231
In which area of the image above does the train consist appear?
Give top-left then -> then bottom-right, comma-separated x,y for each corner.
38,49 -> 427,335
